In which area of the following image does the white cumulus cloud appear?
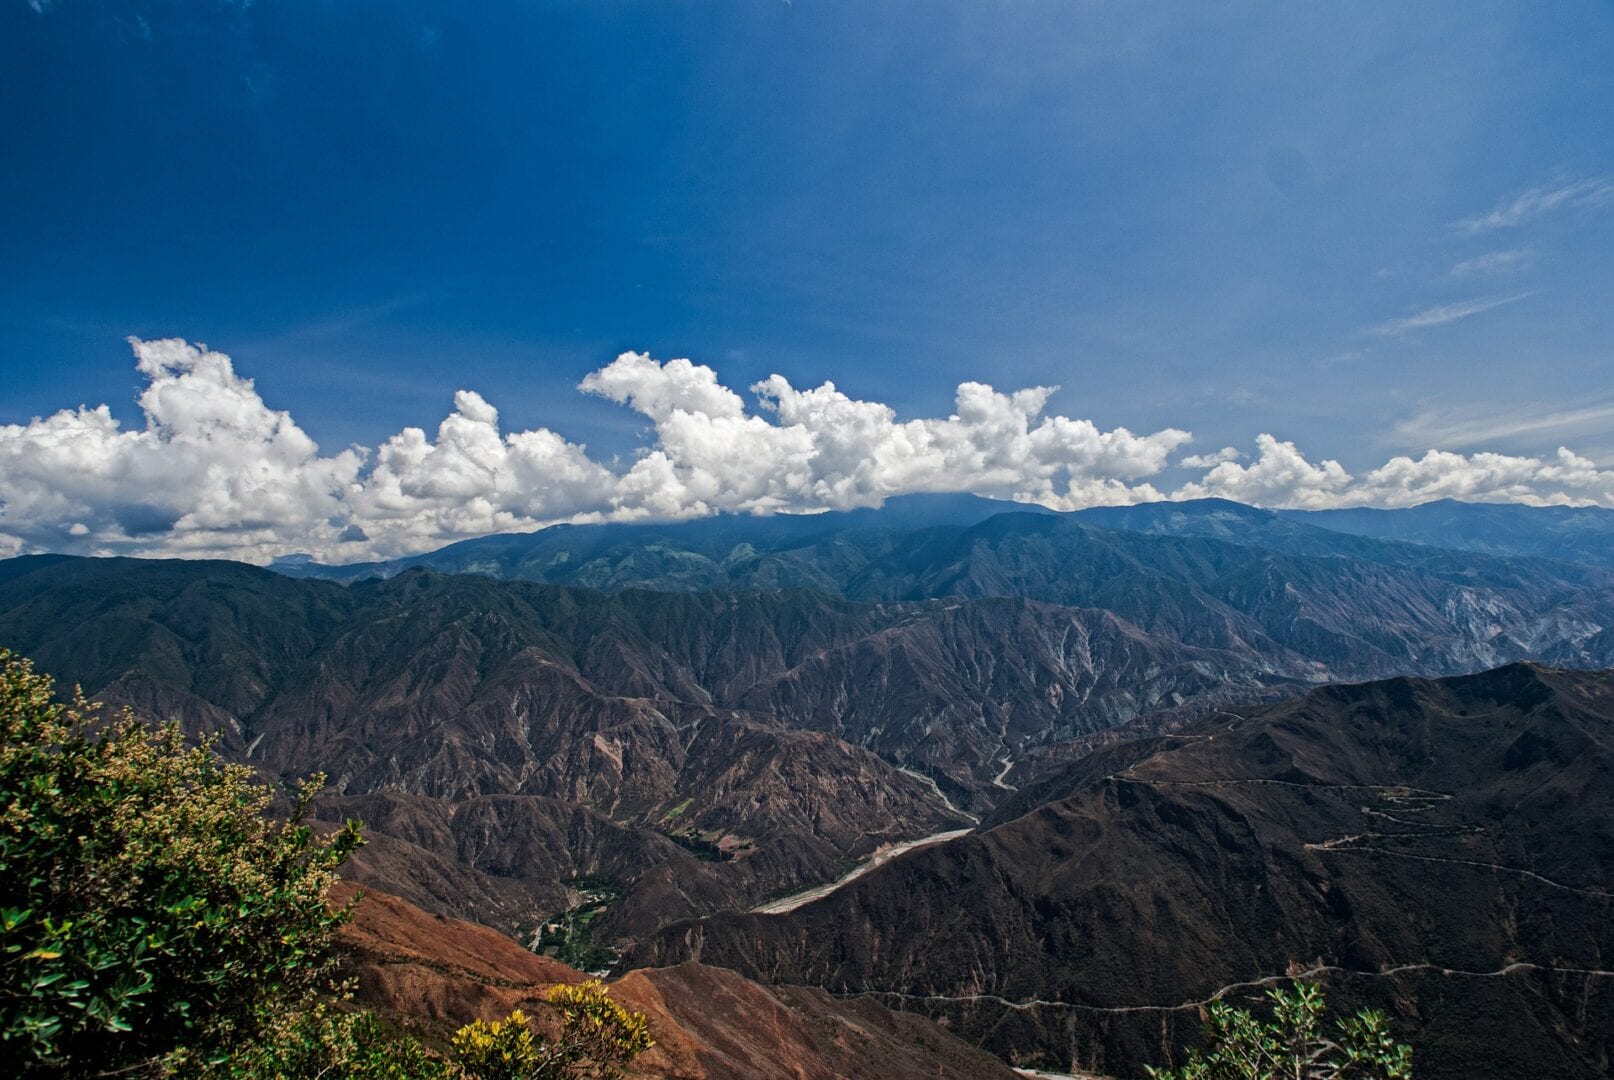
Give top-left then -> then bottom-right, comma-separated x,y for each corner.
0,338 -> 365,560
1355,446 -> 1614,508
0,341 -> 1190,561
1179,447 -> 1243,469
1175,435 -> 1353,509
4,338 -> 1614,564
347,387 -> 621,555
1176,436 -> 1614,510
580,353 -> 1191,517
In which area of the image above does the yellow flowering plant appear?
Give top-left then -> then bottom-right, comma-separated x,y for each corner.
450,982 -> 653,1080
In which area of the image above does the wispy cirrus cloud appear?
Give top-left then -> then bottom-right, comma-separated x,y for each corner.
1365,292 -> 1533,337
1453,176 -> 1614,235
1391,399 -> 1614,451
1450,248 -> 1533,277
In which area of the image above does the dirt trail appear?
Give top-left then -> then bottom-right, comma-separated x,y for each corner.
841,960 -> 1614,1016
1308,846 -> 1614,899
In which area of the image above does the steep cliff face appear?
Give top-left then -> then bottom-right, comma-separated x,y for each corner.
0,557 -> 1002,942
839,511 -> 1614,677
17,519 -> 1612,805
629,665 -> 1614,1080
734,596 -> 1276,788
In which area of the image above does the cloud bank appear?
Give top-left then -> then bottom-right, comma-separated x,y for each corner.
3,338 -> 1613,563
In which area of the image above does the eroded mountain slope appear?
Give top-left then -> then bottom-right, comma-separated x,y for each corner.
335,882 -> 1018,1080
630,664 -> 1614,1079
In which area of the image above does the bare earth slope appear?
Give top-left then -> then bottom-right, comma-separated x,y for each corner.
336,882 -> 1018,1080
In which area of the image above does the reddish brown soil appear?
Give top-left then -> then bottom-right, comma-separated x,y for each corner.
334,882 -> 1015,1079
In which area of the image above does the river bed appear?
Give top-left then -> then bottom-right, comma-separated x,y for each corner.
752,827 -> 973,915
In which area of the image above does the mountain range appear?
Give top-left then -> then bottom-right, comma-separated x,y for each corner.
4,496 -> 1613,1075
1287,499 -> 1614,570
271,496 -> 1614,688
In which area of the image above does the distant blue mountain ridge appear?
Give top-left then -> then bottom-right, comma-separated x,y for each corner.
270,493 -> 1614,582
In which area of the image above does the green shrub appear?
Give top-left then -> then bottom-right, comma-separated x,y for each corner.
1147,981 -> 1412,1080
200,1001 -> 452,1079
0,648 -> 363,1075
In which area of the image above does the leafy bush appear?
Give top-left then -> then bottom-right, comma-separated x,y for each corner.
0,648 -> 654,1078
199,980 -> 656,1080
0,648 -> 363,1075
451,981 -> 653,1080
201,1001 -> 452,1080
451,1010 -> 538,1080
1147,982 -> 1412,1080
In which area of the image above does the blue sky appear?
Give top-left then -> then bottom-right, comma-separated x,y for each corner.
3,1 -> 1614,561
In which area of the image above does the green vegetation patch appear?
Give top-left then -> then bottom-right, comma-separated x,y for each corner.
659,797 -> 693,823
533,878 -> 624,973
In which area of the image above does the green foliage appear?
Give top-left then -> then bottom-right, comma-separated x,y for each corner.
0,648 -> 364,1075
658,798 -> 692,823
534,881 -> 623,973
1146,982 -> 1413,1080
545,923 -> 613,975
451,981 -> 653,1080
540,980 -> 654,1079
0,648 -> 656,1080
198,1001 -> 452,1080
